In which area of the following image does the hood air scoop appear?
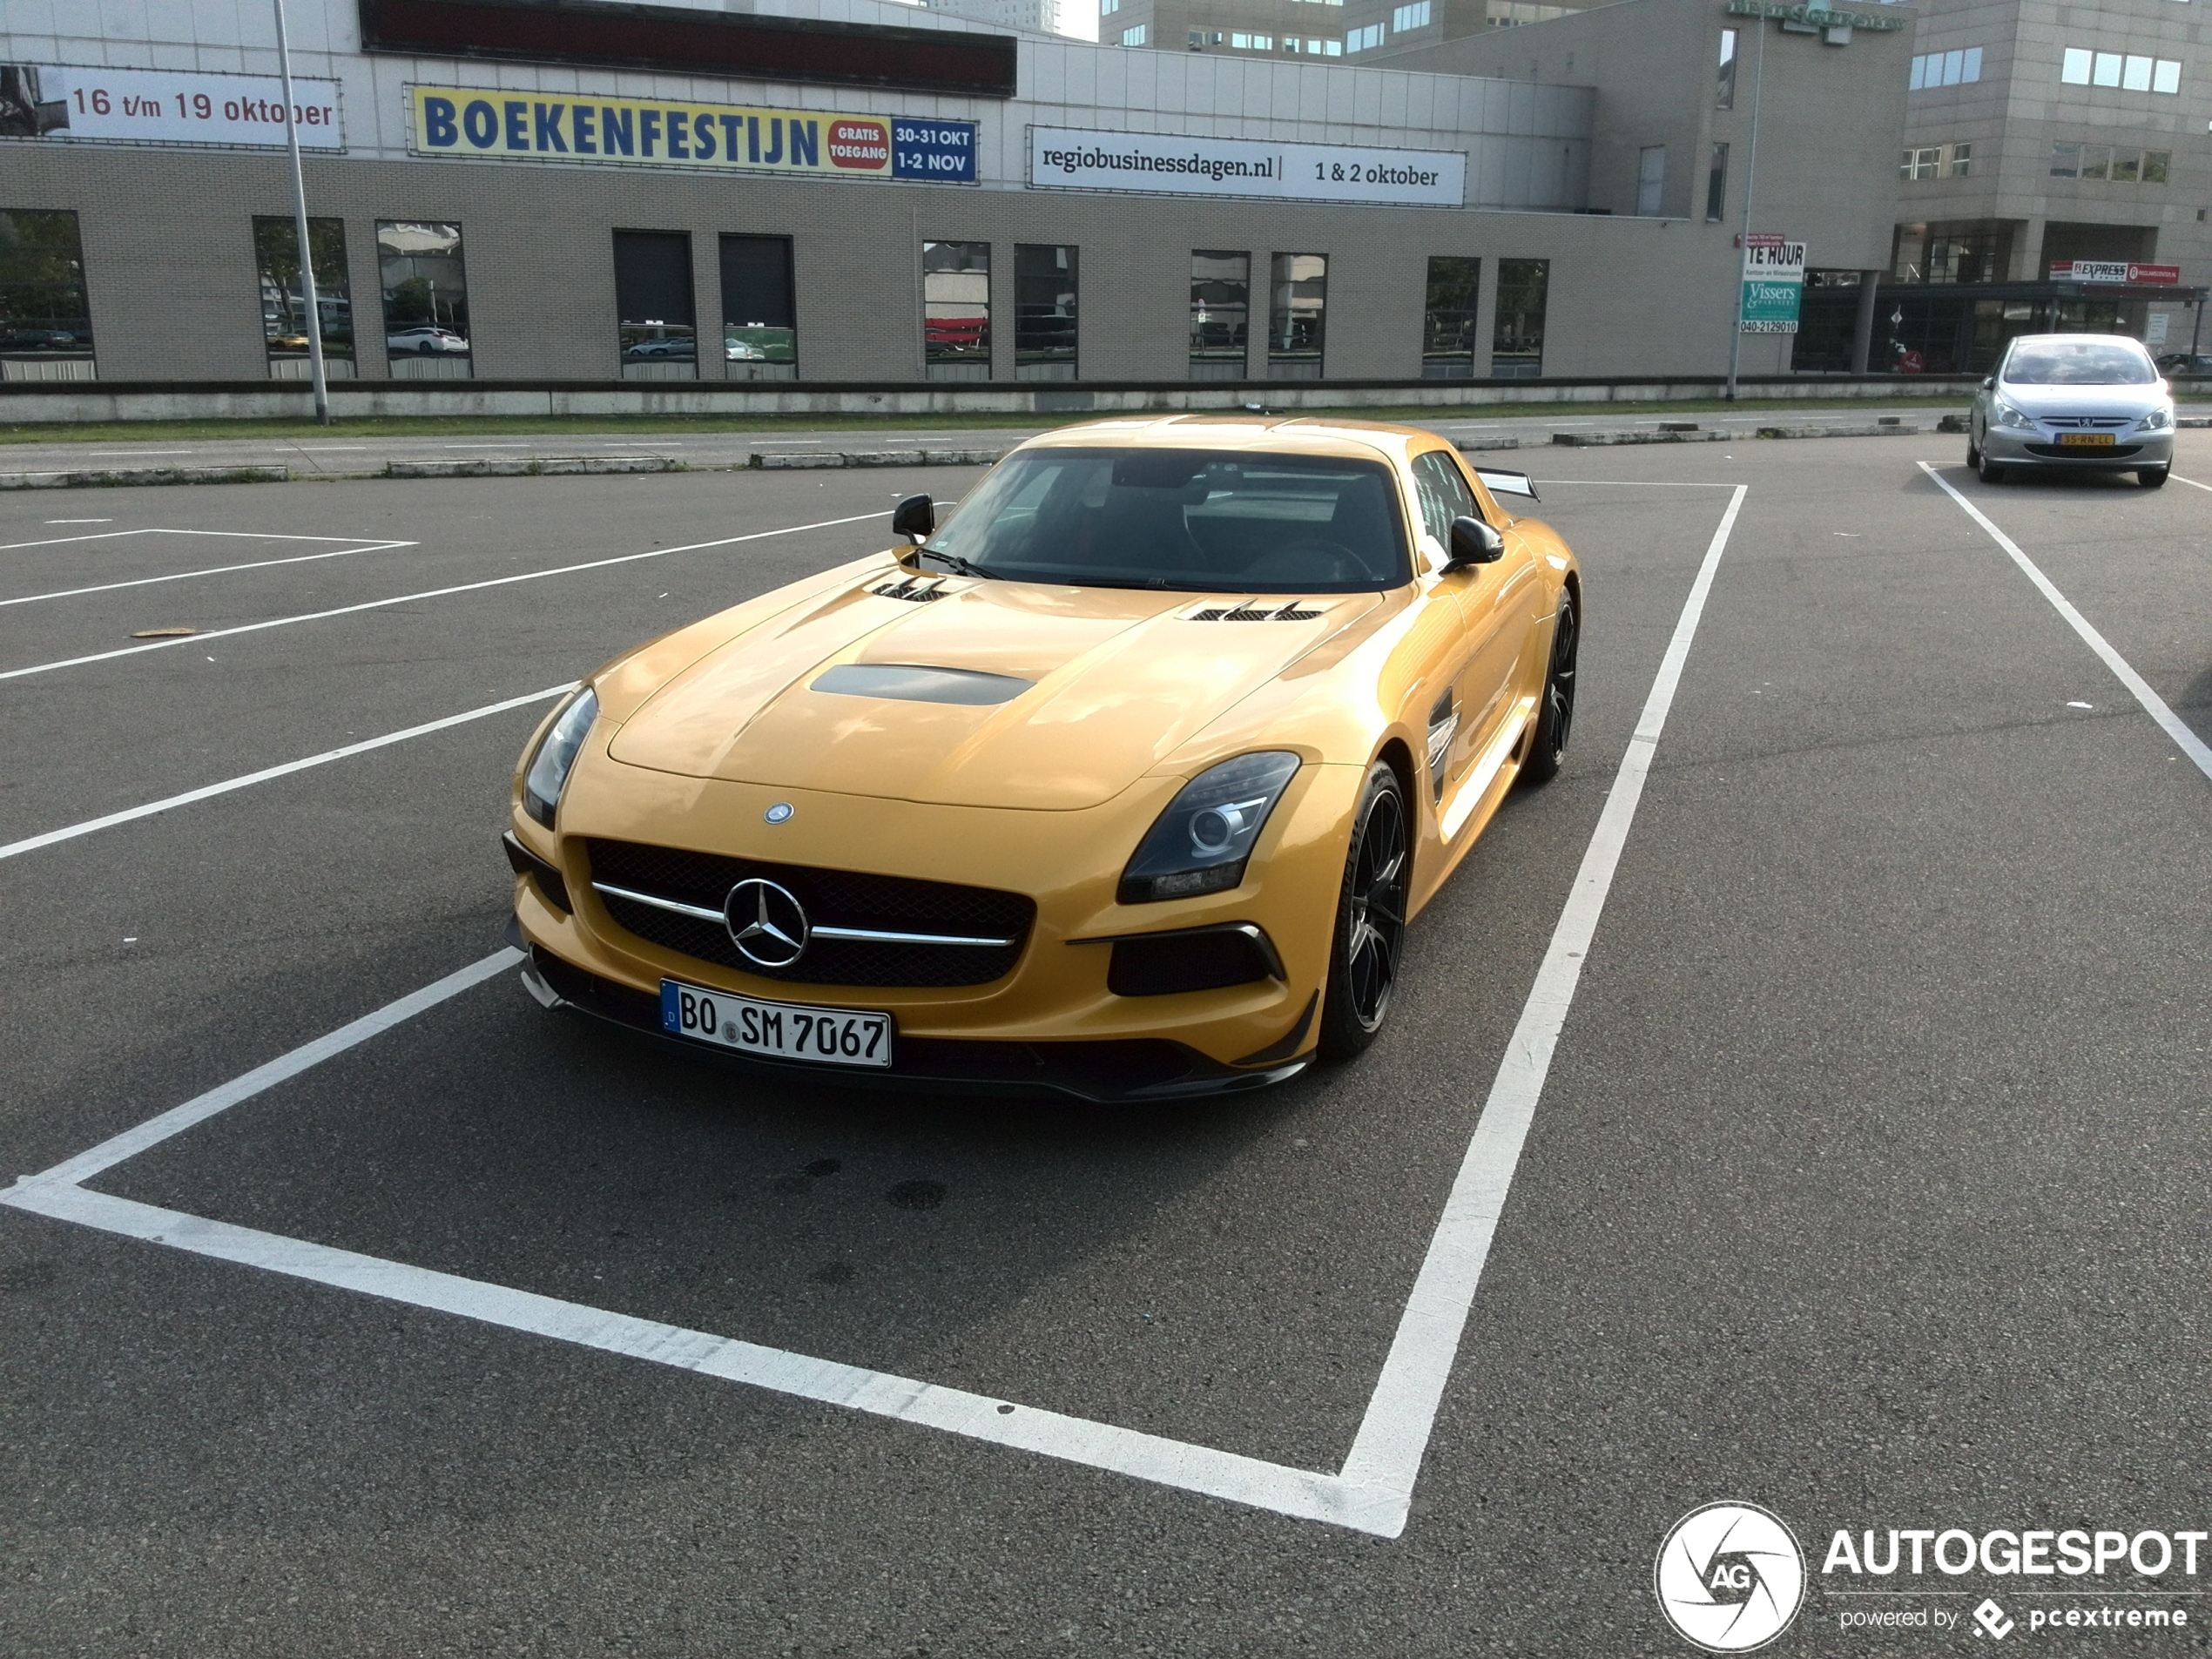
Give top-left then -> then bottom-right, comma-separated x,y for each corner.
809,663 -> 1034,706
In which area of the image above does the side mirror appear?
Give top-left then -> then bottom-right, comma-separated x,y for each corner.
1444,515 -> 1506,571
1981,376 -> 1996,390
891,493 -> 936,544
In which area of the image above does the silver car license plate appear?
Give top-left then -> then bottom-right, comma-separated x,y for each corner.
659,979 -> 894,1068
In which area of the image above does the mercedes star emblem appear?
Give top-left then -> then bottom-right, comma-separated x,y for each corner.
725,878 -> 809,968
765,802 -> 794,824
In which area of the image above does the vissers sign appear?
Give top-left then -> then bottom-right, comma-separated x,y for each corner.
1028,125 -> 1465,207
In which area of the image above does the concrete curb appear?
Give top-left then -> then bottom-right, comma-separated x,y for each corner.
0,463 -> 290,490
1548,428 -> 1729,447
1752,421 -> 1920,439
383,455 -> 685,478
752,448 -> 1008,469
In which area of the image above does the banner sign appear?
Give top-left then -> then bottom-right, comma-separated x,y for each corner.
2050,260 -> 2181,285
1027,125 -> 1466,207
1724,0 -> 1908,30
0,64 -> 343,149
1739,233 -> 1805,334
407,85 -> 975,182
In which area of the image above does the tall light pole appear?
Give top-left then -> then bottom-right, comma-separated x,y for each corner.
1723,13 -> 1768,401
272,0 -> 332,425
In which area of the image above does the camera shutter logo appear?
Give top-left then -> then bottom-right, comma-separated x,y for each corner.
1654,1502 -> 1806,1653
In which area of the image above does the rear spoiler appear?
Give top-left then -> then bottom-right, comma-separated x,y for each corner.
1474,468 -> 1540,503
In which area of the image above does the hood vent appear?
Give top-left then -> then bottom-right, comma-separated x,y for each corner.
871,576 -> 952,603
1184,599 -> 1327,623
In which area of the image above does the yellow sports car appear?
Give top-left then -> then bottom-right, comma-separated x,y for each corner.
502,415 -> 1581,1100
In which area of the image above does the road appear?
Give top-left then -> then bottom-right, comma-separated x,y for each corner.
2,433 -> 2208,1656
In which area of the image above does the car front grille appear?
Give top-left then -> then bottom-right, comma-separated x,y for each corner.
2024,442 -> 2142,459
584,839 -> 1035,988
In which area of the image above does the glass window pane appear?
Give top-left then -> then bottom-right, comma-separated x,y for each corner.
1636,145 -> 1666,216
1491,258 -> 1548,378
1950,143 -> 1972,176
1963,47 -> 1981,81
2060,47 -> 2092,84
1409,450 -> 1479,549
253,215 -> 353,367
1190,249 -> 1249,381
2111,150 -> 2141,183
2050,141 -> 2080,178
2122,54 -> 2153,91
2079,145 -> 2110,180
1707,143 -> 1729,219
0,208 -> 94,364
377,220 -> 469,375
2154,58 -> 2181,93
1421,255 -> 1479,379
1014,243 -> 1076,380
2143,149 -> 2171,184
613,229 -> 695,375
719,233 -> 796,378
1716,29 -> 1737,108
923,239 -> 990,380
2092,52 -> 2121,86
1910,54 -> 1926,91
1267,253 -> 1326,380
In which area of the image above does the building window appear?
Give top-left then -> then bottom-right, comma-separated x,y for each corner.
923,239 -> 990,381
1268,253 -> 1326,380
1706,143 -> 1729,221
2051,142 -> 2174,183
0,209 -> 95,381
1635,145 -> 1666,216
1901,145 -> 1940,180
254,215 -> 354,380
1119,23 -> 1147,44
1716,28 -> 1737,109
2060,48 -> 2180,93
1392,1 -> 1431,30
1421,255 -> 1480,380
378,221 -> 469,380
613,229 -> 696,379
1491,258 -> 1548,378
1346,23 -> 1385,50
1949,143 -> 1972,176
1101,0 -> 1118,12
1909,48 -> 1983,90
1283,36 -> 1342,51
720,233 -> 796,381
1231,31 -> 1273,47
1014,244 -> 1076,381
2144,149 -> 2172,184
1190,249 -> 1249,381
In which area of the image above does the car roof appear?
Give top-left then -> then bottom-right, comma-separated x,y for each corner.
1014,413 -> 1444,464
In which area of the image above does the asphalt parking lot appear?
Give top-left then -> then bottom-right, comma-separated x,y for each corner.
3,433 -> 2209,1656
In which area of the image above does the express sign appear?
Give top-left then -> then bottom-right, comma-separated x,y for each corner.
2049,261 -> 2182,284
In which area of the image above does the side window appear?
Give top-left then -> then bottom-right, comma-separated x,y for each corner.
1410,449 -> 1480,546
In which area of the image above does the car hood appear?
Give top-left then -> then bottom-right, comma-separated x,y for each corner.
606,573 -> 1376,809
1996,381 -> 2168,415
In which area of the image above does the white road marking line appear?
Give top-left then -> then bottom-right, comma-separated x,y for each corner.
0,496 -> 1741,1533
0,510 -> 887,684
1335,482 -> 1748,1528
1528,479 -> 1740,488
0,685 -> 571,864
1919,462 -> 2212,782
0,527 -> 392,553
0,540 -> 415,608
45,517 -> 114,524
0,527 -> 159,552
2170,473 -> 2212,494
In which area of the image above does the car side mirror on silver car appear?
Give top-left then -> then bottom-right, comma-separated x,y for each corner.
1444,515 -> 1506,571
891,493 -> 936,543
1982,376 -> 1996,390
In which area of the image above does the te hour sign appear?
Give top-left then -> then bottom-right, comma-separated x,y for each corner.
1740,233 -> 1806,334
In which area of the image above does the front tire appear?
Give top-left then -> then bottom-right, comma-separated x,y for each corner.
1520,587 -> 1578,787
2140,466 -> 2170,488
1978,451 -> 2006,483
1317,760 -> 1409,1062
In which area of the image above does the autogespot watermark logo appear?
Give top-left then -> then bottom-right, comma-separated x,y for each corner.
1656,1502 -> 1809,1652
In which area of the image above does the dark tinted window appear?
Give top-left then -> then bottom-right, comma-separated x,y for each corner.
925,447 -> 1410,593
0,209 -> 92,361
614,229 -> 694,363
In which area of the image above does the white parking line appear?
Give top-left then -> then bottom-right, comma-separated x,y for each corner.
0,527 -> 395,553
0,489 -> 1748,1537
0,540 -> 415,608
0,685 -> 571,864
1920,463 -> 2212,781
2170,474 -> 2212,495
0,510 -> 887,684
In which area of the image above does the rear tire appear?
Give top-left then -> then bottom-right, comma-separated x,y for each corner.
1978,452 -> 2006,483
1519,586 -> 1578,788
2139,467 -> 2170,488
1317,761 -> 1409,1063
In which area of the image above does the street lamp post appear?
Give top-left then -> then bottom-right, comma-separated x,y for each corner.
1723,15 -> 1768,401
272,0 -> 331,425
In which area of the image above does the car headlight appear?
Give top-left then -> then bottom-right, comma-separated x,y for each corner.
2139,405 -> 2174,431
522,687 -> 598,829
1993,401 -> 2035,430
1118,752 -> 1302,904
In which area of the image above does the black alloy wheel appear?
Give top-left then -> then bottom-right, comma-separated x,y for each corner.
1978,450 -> 2006,484
1519,587 -> 1578,787
1318,761 -> 1410,1062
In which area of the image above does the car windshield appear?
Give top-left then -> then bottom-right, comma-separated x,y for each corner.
2004,341 -> 2158,385
921,448 -> 1411,592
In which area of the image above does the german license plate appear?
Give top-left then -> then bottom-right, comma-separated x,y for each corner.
660,979 -> 893,1068
2058,432 -> 2115,448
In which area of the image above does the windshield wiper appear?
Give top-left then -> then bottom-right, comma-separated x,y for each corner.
917,547 -> 997,580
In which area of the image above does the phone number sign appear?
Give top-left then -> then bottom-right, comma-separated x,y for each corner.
1739,233 -> 1805,334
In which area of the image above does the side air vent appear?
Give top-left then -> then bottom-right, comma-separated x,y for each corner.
871,576 -> 951,603
1185,599 -> 1328,623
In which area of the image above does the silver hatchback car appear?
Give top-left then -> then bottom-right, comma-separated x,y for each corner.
1968,334 -> 2175,488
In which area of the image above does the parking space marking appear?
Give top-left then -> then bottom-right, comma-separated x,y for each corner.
0,510 -> 887,685
1,489 -> 1749,1538
2170,474 -> 2212,495
0,684 -> 572,864
0,540 -> 415,608
1920,462 -> 2212,782
0,527 -> 399,554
